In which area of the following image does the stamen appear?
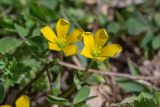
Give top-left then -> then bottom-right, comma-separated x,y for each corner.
56,38 -> 67,49
91,46 -> 101,58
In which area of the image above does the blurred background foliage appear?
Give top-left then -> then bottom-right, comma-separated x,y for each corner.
0,0 -> 160,106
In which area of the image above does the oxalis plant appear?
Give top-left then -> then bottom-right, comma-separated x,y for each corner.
0,18 -> 122,107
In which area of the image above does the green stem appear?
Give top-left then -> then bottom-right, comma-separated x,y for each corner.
60,51 -> 64,61
60,82 -> 76,98
83,60 -> 95,76
46,68 -> 52,90
60,60 -> 95,98
16,62 -> 51,98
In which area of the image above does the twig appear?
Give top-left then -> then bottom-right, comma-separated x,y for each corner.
72,56 -> 82,67
59,62 -> 159,81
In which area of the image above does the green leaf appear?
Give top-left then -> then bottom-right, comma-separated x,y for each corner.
48,96 -> 68,102
73,86 -> 90,104
152,35 -> 160,49
25,20 -> 35,28
138,92 -> 153,100
23,58 -> 41,68
74,103 -> 90,107
0,84 -> 5,104
0,0 -> 14,5
121,92 -> 159,107
144,48 -> 153,60
32,28 -> 41,37
86,74 -> 105,85
154,13 -> 160,27
0,37 -> 22,55
115,11 -> 125,23
27,36 -> 44,47
116,78 -> 150,93
134,98 -> 158,107
43,0 -> 58,10
98,15 -> 108,26
156,0 -> 160,5
30,4 -> 47,23
126,18 -> 146,35
155,91 -> 160,103
134,92 -> 158,107
127,59 -> 141,76
107,22 -> 120,34
74,74 -> 82,90
121,96 -> 137,105
97,61 -> 108,70
140,31 -> 154,48
14,23 -> 29,37
51,74 -> 61,96
0,18 -> 14,29
47,95 -> 70,106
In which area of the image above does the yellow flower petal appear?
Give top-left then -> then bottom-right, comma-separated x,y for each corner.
83,32 -> 95,48
0,105 -> 12,107
97,57 -> 108,61
56,18 -> 70,38
63,45 -> 77,56
95,28 -> 108,47
48,42 -> 61,51
15,95 -> 30,107
80,47 -> 93,58
40,26 -> 57,42
66,28 -> 83,43
100,44 -> 122,57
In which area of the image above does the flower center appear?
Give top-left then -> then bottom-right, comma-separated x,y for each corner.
56,38 -> 67,49
91,46 -> 101,58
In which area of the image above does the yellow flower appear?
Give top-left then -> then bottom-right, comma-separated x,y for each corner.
40,18 -> 83,56
0,95 -> 30,107
80,28 -> 122,61
0,105 -> 11,107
